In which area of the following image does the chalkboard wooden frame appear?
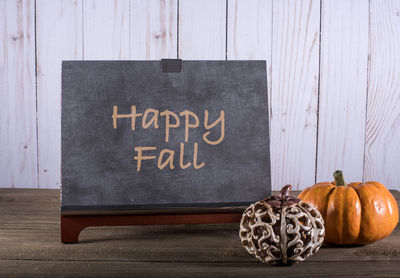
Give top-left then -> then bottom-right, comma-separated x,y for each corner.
60,60 -> 270,242
61,60 -> 271,214
61,212 -> 243,243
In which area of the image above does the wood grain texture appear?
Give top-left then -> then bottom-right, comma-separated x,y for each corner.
0,0 -> 37,188
365,0 -> 400,190
36,0 -> 83,189
83,0 -> 130,59
226,0 -> 272,62
226,0 -> 273,150
316,0 -> 369,183
3,0 -> 400,190
0,189 -> 399,277
1,261 -> 400,278
179,0 -> 226,59
270,0 -> 320,190
130,0 -> 178,59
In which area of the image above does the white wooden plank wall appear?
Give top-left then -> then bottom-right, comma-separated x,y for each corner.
317,0 -> 369,183
179,0 -> 226,59
0,0 -> 37,188
365,0 -> 400,186
130,0 -> 177,59
36,0 -> 83,188
1,0 -> 400,190
84,0 -> 130,60
271,0 -> 320,189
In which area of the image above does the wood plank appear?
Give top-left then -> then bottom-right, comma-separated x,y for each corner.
316,0 -> 369,183
226,0 -> 272,62
36,0 -> 83,189
0,260 -> 399,278
179,0 -> 226,59
226,1 -> 273,184
0,189 -> 398,264
83,0 -> 130,59
270,0 -> 320,189
365,0 -> 400,190
0,225 -> 398,263
0,0 -> 37,188
130,0 -> 178,59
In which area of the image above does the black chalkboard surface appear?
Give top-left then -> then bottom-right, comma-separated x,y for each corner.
61,60 -> 270,213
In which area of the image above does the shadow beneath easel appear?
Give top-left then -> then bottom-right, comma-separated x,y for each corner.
77,223 -> 240,244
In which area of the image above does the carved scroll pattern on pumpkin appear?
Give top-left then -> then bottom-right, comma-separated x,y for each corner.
239,202 -> 281,263
285,202 -> 325,262
239,201 -> 325,264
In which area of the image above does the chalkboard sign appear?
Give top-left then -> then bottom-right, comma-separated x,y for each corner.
61,60 -> 270,213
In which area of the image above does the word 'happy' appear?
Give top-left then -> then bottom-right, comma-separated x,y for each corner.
112,105 -> 225,171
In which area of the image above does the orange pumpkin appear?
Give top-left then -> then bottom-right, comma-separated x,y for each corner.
298,170 -> 399,245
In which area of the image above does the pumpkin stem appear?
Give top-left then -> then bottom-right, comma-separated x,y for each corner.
333,170 -> 346,186
280,184 -> 292,199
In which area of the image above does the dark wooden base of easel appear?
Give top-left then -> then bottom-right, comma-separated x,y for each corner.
61,212 -> 243,243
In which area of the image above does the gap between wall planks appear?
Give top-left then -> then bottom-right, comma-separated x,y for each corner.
1,0 -> 400,190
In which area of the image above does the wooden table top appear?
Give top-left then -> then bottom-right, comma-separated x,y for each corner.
0,189 -> 399,277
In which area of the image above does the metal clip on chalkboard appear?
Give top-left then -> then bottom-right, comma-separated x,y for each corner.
161,59 -> 182,72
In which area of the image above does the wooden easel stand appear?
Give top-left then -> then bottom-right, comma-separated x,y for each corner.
61,212 -> 243,243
